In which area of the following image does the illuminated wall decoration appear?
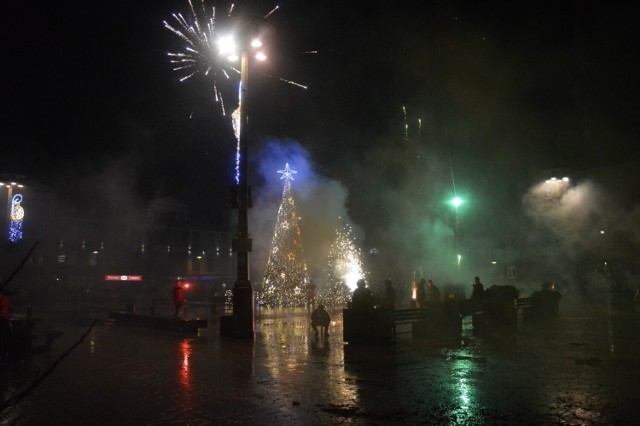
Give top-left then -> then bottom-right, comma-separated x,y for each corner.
9,193 -> 24,242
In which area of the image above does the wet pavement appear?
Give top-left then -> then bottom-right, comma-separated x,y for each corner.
1,297 -> 639,425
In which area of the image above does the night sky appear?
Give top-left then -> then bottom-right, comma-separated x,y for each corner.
2,1 -> 640,281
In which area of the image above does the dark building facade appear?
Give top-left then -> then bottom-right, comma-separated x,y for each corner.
0,182 -> 233,306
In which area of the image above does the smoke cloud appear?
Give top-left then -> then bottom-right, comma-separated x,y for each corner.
523,179 -> 606,255
522,178 -> 640,295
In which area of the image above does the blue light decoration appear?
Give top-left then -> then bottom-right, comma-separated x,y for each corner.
232,107 -> 241,185
277,163 -> 297,181
9,193 -> 24,242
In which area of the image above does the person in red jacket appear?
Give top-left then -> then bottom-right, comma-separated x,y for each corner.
173,280 -> 185,318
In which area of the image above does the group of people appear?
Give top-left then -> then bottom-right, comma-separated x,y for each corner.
351,278 -> 397,310
310,277 -> 398,338
309,276 -> 491,338
346,275 -> 489,311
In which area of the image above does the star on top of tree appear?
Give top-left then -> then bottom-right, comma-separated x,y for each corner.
278,163 -> 297,181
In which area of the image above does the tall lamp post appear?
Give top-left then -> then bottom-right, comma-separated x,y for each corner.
218,18 -> 274,338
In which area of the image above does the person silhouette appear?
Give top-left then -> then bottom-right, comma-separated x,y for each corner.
173,280 -> 185,318
426,279 -> 441,303
416,278 -> 427,307
351,279 -> 373,310
382,278 -> 396,309
311,304 -> 331,337
470,276 -> 485,308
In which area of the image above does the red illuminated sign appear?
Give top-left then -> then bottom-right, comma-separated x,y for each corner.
104,275 -> 143,282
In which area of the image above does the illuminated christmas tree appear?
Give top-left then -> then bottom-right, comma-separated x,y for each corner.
319,221 -> 366,306
261,164 -> 310,307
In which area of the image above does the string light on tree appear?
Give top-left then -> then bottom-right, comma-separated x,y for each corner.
260,164 -> 310,307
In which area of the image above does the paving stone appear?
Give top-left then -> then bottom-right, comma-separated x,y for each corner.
1,299 -> 639,425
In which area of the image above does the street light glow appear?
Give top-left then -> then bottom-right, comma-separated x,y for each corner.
0,182 -> 23,188
218,35 -> 268,62
546,176 -> 569,184
217,35 -> 237,55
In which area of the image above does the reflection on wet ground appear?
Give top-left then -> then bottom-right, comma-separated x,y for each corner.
253,304 -> 640,425
1,301 -> 639,424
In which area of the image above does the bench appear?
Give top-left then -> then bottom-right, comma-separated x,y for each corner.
343,309 -> 394,345
516,297 -> 532,309
517,295 -> 560,321
392,308 -> 427,324
401,304 -> 464,340
391,308 -> 427,336
343,305 -> 465,346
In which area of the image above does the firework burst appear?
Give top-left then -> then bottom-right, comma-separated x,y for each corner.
318,220 -> 367,306
165,2 -> 308,113
164,0 -> 235,115
165,1 -> 308,184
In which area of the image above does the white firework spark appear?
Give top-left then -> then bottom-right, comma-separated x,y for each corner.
165,1 -> 308,115
164,0 -> 235,115
263,5 -> 279,19
275,76 -> 308,90
165,1 -> 310,187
